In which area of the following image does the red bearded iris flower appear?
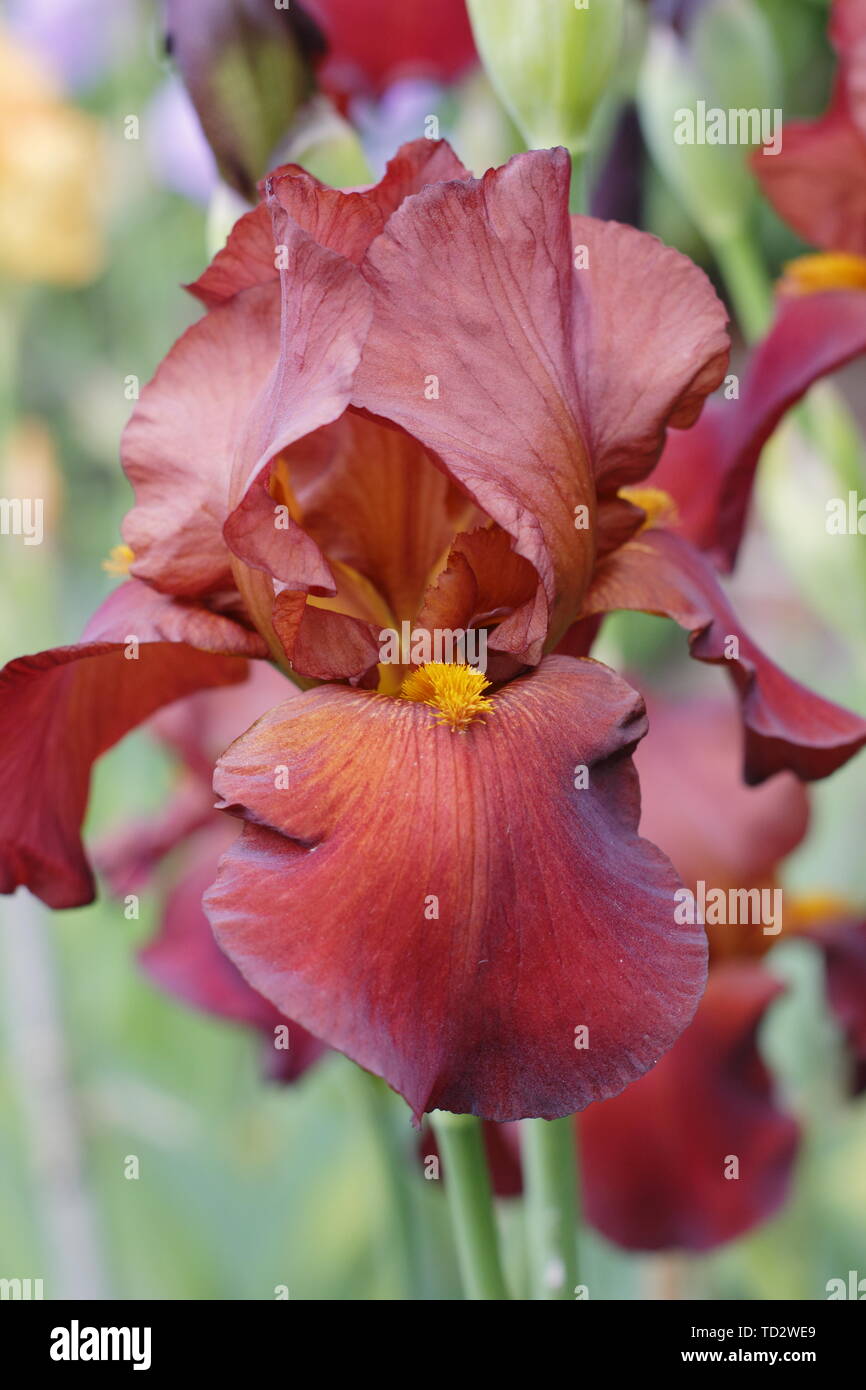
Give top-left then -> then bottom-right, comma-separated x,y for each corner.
2,139 -> 865,1123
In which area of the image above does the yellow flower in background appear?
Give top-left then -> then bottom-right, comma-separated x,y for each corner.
0,30 -> 104,286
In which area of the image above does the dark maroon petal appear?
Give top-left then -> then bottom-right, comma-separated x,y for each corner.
583,529 -> 866,783
581,965 -> 800,1251
652,291 -> 866,568
807,916 -> 866,1095
0,582 -> 258,908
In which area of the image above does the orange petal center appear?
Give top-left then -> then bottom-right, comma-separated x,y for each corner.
400,661 -> 494,732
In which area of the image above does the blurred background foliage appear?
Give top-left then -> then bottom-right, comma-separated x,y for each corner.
1,0 -> 865,1300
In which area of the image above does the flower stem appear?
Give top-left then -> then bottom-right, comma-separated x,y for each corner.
710,224 -> 773,342
569,148 -> 589,216
521,1116 -> 580,1300
1,894 -> 108,1297
354,1068 -> 422,1299
431,1111 -> 509,1300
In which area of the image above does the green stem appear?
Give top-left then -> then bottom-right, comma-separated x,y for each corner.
569,148 -> 589,216
799,381 -> 866,494
431,1111 -> 509,1300
521,1116 -> 580,1300
355,1069 -> 422,1299
710,224 -> 773,343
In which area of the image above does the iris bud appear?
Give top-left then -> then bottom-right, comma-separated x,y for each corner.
467,0 -> 626,152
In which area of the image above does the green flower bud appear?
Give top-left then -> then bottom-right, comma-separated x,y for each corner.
637,0 -> 781,244
467,0 -> 626,152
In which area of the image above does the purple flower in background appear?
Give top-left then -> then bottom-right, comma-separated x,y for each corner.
7,0 -> 135,90
649,0 -> 711,35
351,78 -> 446,179
146,77 -> 218,204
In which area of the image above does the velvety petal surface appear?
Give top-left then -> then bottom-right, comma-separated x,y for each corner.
569,215 -> 729,493
353,149 -> 596,644
0,582 -> 257,909
204,655 -> 707,1122
188,140 -> 470,307
581,964 -> 800,1251
122,283 -> 281,597
583,529 -> 866,783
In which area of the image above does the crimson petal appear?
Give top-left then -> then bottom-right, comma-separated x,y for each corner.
652,291 -> 866,568
307,0 -> 477,103
581,964 -> 800,1251
0,582 -> 258,908
583,529 -> 866,783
